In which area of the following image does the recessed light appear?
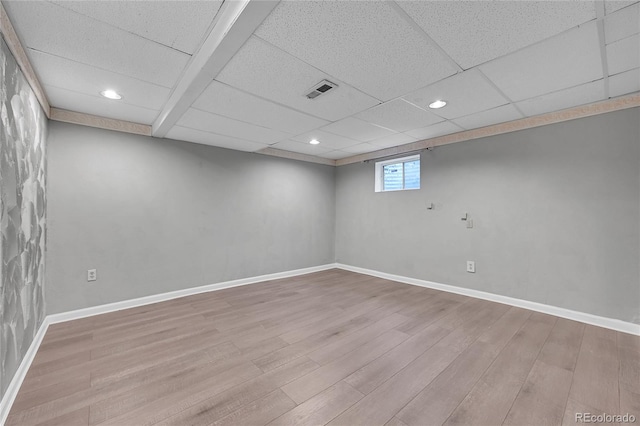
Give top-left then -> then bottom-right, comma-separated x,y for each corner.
309,139 -> 320,145
428,100 -> 447,109
100,89 -> 122,100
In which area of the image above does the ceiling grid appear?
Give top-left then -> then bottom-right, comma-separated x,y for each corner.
0,0 -> 638,164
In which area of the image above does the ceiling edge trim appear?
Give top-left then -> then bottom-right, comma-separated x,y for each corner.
50,108 -> 152,136
0,1 -> 51,118
257,147 -> 337,166
336,93 -> 640,166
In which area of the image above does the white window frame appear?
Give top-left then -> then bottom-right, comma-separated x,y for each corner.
374,154 -> 420,193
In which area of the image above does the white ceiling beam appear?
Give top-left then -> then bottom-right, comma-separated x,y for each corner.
152,0 -> 279,137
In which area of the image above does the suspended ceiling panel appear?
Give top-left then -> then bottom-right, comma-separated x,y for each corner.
604,2 -> 639,43
269,139 -> 332,156
291,130 -> 361,151
479,21 -> 603,102
254,0 -> 458,101
397,0 -> 596,69
3,1 -> 190,88
516,80 -> 606,117
44,85 -> 160,124
368,133 -> 418,149
607,35 -> 640,75
320,117 -> 396,142
453,104 -> 523,130
29,50 -> 171,112
605,0 -> 638,14
405,121 -> 464,140
49,0 -> 222,55
177,108 -> 292,145
355,99 -> 443,133
403,69 -> 509,120
609,68 -> 640,97
165,126 -> 268,152
216,36 -> 380,122
193,81 -> 329,136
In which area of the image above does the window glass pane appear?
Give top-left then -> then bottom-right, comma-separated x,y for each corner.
404,160 -> 420,189
383,163 -> 403,191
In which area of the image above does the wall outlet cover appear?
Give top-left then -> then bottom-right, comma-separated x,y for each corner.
466,261 -> 475,273
87,269 -> 97,282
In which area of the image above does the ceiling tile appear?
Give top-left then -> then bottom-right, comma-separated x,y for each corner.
291,130 -> 360,150
453,104 -> 523,130
50,1 -> 222,55
609,68 -> 640,97
355,99 -> 443,132
403,69 -> 509,119
479,22 -> 603,102
3,1 -> 190,88
607,35 -> 640,75
516,80 -> 605,117
342,143 -> 380,154
270,140 -> 333,156
321,117 -> 396,142
318,150 -> 351,160
605,0 -> 638,15
193,81 -> 329,135
254,1 -> 457,101
29,49 -> 170,111
397,0 -> 595,69
216,37 -> 379,121
177,109 -> 292,145
44,85 -> 159,124
604,3 -> 640,43
405,121 -> 464,140
166,126 -> 268,152
368,133 -> 418,149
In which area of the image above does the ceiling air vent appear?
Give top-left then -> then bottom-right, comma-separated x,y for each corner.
305,80 -> 338,99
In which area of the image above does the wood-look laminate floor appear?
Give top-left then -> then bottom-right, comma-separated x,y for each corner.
8,269 -> 640,426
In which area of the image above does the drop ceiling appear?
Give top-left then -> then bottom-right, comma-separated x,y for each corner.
3,0 -> 639,161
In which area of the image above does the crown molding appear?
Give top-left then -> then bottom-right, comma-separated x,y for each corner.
256,147 -> 337,166
50,108 -> 152,136
0,1 -> 50,118
336,93 -> 640,166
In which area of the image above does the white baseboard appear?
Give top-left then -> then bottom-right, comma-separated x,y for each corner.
47,263 -> 338,325
336,263 -> 640,336
0,317 -> 50,425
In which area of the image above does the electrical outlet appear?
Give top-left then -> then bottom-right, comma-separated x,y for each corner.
466,261 -> 475,273
88,269 -> 97,282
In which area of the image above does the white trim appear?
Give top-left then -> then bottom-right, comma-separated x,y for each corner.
0,317 -> 50,425
48,264 -> 337,325
375,154 -> 420,193
335,263 -> 640,336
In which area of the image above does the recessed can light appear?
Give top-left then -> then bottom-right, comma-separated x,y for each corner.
309,139 -> 320,145
428,100 -> 447,109
100,89 -> 122,100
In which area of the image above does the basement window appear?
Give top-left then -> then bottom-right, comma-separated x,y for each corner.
374,154 -> 420,192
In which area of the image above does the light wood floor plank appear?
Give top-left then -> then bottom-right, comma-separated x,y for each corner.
6,269 -> 634,426
269,382 -> 363,426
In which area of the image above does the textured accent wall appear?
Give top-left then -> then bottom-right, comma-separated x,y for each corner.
0,37 -> 47,398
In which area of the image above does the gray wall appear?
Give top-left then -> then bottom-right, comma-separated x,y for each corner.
0,37 -> 47,398
46,121 -> 335,314
336,108 -> 640,324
